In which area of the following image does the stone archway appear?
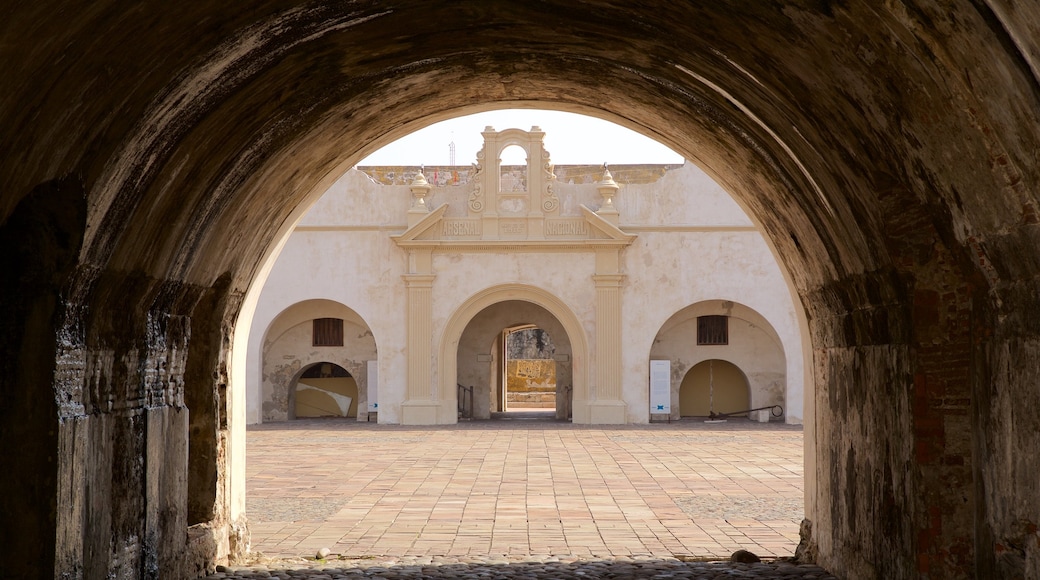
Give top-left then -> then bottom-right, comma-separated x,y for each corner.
441,286 -> 588,423
650,300 -> 794,423
257,300 -> 377,423
455,300 -> 574,421
4,4 -> 1039,578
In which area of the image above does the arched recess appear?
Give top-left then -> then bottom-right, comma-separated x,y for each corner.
290,362 -> 359,419
440,284 -> 588,423
456,302 -> 573,420
679,359 -> 750,418
260,299 -> 377,422
650,300 -> 790,422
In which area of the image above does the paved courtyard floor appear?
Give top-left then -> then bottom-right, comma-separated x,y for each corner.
246,417 -> 805,562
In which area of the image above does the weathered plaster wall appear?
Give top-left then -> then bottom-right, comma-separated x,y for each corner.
650,302 -> 787,421
619,236 -> 807,422
250,162 -> 803,427
246,233 -> 407,423
261,319 -> 375,421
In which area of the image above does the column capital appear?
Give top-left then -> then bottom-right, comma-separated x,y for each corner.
402,274 -> 436,288
592,274 -> 625,287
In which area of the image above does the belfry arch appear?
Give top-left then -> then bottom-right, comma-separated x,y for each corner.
3,3 -> 1040,578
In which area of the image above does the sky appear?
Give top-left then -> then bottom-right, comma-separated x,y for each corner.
358,109 -> 684,166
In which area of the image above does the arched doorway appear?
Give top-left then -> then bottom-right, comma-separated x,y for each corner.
290,362 -> 359,419
502,326 -> 558,413
443,285 -> 589,423
679,359 -> 750,418
454,299 -> 574,421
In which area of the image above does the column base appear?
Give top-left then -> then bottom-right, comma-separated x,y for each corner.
401,400 -> 442,425
587,400 -> 627,424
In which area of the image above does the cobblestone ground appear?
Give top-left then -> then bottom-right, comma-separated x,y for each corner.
223,418 -> 837,579
206,555 -> 837,579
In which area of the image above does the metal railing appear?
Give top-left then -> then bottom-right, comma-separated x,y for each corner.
708,404 -> 784,421
457,383 -> 474,420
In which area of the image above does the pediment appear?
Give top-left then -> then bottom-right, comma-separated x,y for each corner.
392,204 -> 635,250
392,127 -> 635,252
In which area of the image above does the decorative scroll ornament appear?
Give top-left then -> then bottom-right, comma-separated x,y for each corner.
468,148 -> 485,212
541,148 -> 559,212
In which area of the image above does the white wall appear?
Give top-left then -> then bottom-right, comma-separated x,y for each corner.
247,162 -> 806,424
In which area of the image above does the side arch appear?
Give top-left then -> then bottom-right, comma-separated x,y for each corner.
438,284 -> 590,423
650,299 -> 791,421
260,299 -> 377,422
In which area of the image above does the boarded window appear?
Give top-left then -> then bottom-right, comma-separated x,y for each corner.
697,315 -> 728,345
312,318 -> 344,346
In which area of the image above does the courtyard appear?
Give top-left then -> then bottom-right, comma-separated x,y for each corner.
246,417 -> 804,561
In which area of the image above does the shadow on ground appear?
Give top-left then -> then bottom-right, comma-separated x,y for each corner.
206,556 -> 837,579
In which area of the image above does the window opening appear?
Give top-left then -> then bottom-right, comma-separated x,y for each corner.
312,318 -> 344,346
697,315 -> 728,345
499,145 -> 528,192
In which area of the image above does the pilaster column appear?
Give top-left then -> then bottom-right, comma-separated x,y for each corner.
590,266 -> 627,424
401,273 -> 438,424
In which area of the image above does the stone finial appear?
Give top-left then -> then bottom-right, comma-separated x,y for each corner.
408,169 -> 432,226
597,164 -> 620,225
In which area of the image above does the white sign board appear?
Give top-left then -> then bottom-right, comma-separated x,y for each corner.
367,360 -> 378,412
649,360 -> 671,414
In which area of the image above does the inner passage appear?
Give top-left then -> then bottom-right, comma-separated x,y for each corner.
247,420 -> 803,559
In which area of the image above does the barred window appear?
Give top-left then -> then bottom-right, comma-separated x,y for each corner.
312,318 -> 344,346
697,315 -> 728,345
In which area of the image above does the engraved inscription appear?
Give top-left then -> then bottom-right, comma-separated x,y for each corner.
545,220 -> 588,236
500,221 -> 526,235
442,220 -> 481,237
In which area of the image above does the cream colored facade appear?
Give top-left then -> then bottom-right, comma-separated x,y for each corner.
246,127 -> 806,425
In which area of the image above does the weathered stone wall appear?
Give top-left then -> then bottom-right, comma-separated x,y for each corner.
3,2 -> 1040,578
506,328 -> 556,360
506,359 -> 557,407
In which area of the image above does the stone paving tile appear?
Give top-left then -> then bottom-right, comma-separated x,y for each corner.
246,418 -> 805,566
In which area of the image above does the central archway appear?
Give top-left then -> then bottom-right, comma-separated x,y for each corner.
439,284 -> 589,423
456,302 -> 573,420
